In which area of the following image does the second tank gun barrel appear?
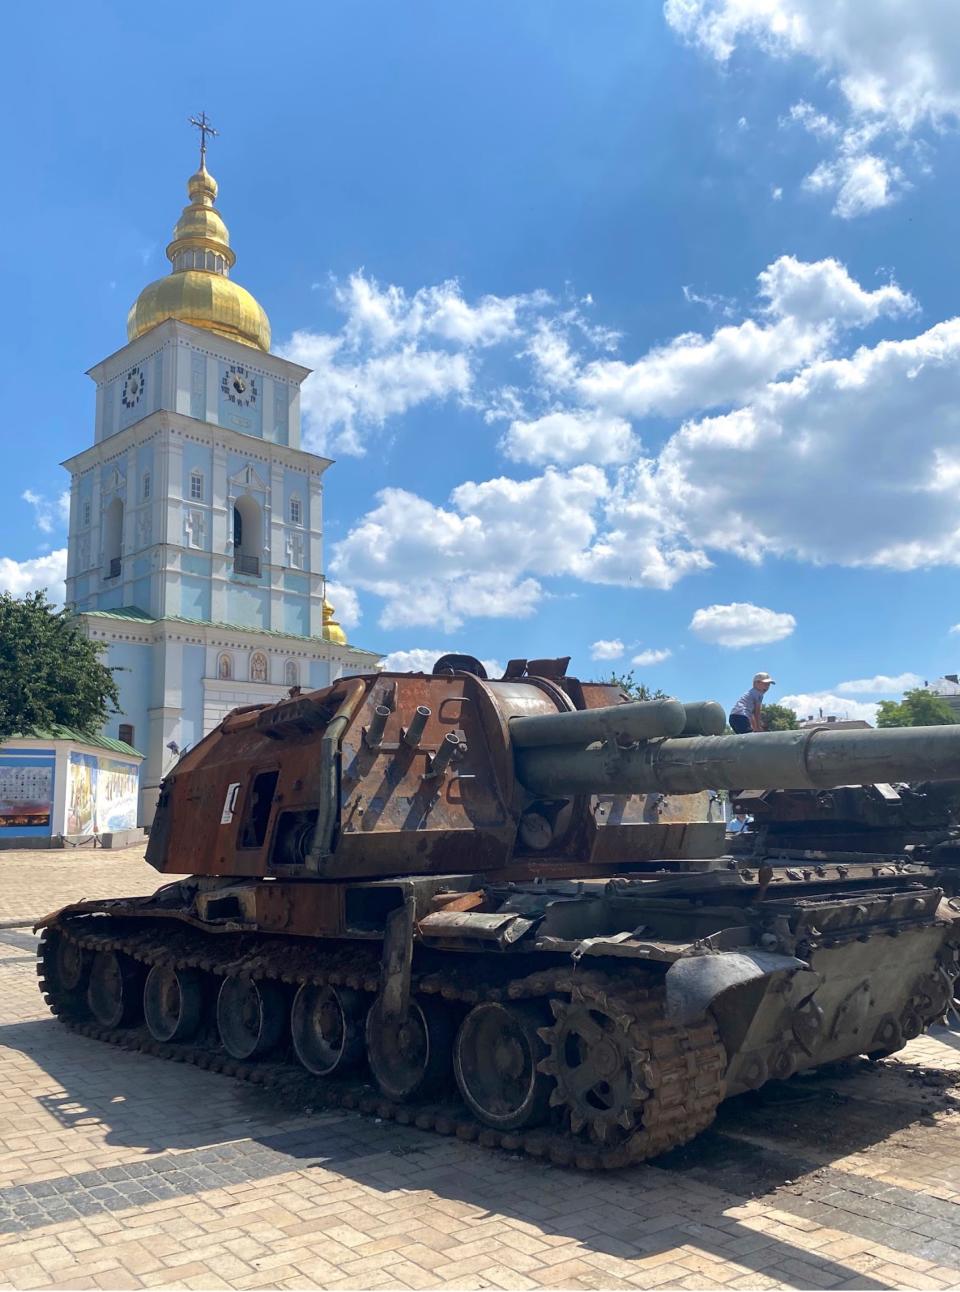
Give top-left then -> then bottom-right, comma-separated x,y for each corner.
515,723 -> 960,797
508,699 -> 726,749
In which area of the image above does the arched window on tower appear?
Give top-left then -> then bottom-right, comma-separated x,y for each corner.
233,495 -> 262,577
104,497 -> 123,578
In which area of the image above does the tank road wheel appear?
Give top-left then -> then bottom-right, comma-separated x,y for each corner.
53,935 -> 89,993
538,978 -> 726,1149
291,984 -> 366,1076
143,964 -> 204,1043
366,996 -> 453,1102
87,951 -> 145,1028
454,1002 -> 552,1131
41,928 -> 90,997
38,927 -> 90,1017
217,976 -> 286,1060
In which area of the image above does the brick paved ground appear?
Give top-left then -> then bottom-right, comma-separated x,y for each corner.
3,847 -> 960,1290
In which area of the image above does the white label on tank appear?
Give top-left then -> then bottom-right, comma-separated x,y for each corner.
220,782 -> 241,824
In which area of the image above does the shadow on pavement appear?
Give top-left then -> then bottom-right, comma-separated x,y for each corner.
8,1009 -> 960,1285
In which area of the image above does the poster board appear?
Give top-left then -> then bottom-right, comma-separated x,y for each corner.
96,758 -> 139,832
67,751 -> 140,835
67,753 -> 97,835
0,751 -> 55,835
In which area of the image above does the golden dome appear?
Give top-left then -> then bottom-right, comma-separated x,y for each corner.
322,597 -> 348,646
127,164 -> 270,352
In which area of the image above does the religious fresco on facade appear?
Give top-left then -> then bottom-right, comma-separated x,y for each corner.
0,752 -> 55,833
67,753 -> 98,835
67,752 -> 140,835
97,758 -> 139,831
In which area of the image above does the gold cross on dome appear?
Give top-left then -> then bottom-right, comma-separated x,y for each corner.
188,111 -> 219,168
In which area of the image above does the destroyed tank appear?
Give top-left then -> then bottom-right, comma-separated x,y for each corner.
36,656 -> 960,1169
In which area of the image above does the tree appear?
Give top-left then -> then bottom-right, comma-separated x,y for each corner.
761,703 -> 799,731
876,688 -> 956,728
0,591 -> 120,742
605,670 -> 668,701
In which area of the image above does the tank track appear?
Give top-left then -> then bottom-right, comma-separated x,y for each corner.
37,914 -> 727,1171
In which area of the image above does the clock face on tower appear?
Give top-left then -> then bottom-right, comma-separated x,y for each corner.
121,365 -> 145,409
221,364 -> 259,409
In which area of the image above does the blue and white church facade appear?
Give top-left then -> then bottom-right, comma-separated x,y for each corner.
63,154 -> 379,824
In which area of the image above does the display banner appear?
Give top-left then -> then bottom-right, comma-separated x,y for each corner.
0,751 -> 55,834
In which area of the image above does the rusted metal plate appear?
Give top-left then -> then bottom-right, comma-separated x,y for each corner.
193,881 -> 346,935
417,910 -> 536,946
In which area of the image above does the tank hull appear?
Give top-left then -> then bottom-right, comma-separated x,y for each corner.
36,856 -> 960,1169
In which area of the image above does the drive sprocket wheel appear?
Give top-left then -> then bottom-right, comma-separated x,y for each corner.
537,975 -> 726,1150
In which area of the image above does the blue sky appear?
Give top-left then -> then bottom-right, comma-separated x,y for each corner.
4,0 -> 960,720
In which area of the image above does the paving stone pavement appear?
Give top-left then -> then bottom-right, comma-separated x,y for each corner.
4,847 -> 960,1289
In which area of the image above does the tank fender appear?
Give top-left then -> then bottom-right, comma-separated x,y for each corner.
665,948 -> 811,1028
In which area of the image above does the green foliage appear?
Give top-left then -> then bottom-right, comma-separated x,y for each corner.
876,688 -> 956,728
605,670 -> 668,701
0,591 -> 120,743
760,703 -> 799,731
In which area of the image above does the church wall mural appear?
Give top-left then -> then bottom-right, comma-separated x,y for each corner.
67,752 -> 141,836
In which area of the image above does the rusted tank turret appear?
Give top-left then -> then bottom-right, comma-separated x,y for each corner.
37,656 -> 960,1170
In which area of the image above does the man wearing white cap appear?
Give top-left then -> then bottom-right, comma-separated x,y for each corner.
729,672 -> 775,734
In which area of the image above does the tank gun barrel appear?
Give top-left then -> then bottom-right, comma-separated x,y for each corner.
508,698 -> 726,750
509,698 -> 685,748
515,723 -> 960,797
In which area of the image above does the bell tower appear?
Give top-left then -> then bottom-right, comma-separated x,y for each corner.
63,118 -> 378,824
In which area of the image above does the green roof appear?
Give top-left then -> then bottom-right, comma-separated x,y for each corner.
81,606 -> 380,656
10,726 -> 144,758
82,606 -> 154,623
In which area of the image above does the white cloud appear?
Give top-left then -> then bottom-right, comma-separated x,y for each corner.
631,648 -> 672,666
780,690 -> 880,725
836,672 -> 923,695
665,0 -> 960,131
757,255 -> 914,327
332,466 -> 608,629
284,332 -> 471,456
22,490 -> 71,535
527,320 -> 582,388
323,580 -> 361,630
572,257 -> 910,420
336,273 -> 549,351
379,648 -> 503,677
591,638 -> 626,661
0,549 -> 67,601
665,0 -> 960,215
313,253 -> 960,629
655,316 -> 960,571
281,273 -> 551,455
500,410 -> 637,466
805,151 -> 905,219
690,603 -> 796,648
